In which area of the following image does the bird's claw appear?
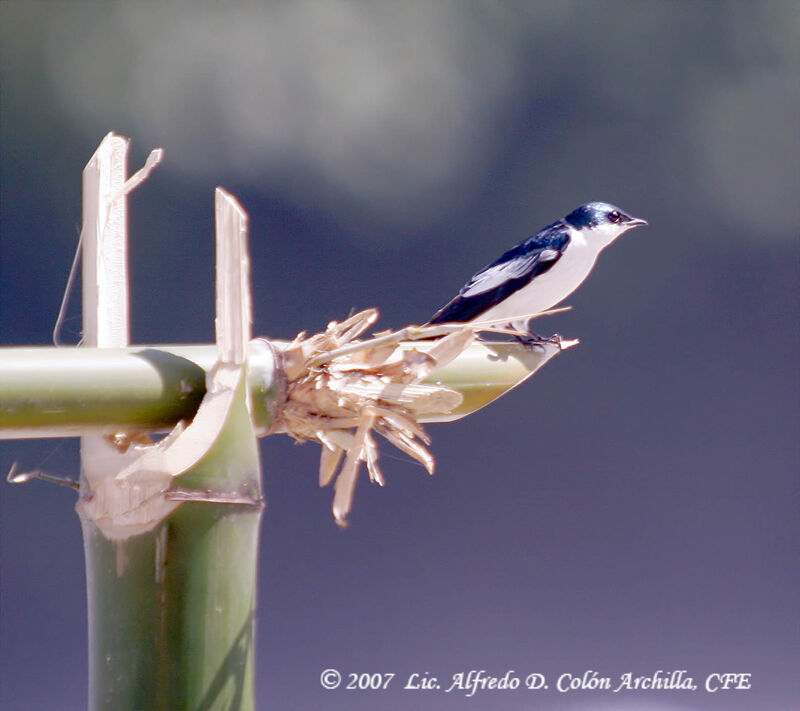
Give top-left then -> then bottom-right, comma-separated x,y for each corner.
514,331 -> 563,349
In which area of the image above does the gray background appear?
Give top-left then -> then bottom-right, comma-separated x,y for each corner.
1,2 -> 798,710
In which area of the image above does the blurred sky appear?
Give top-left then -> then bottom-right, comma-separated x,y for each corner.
1,2 -> 798,710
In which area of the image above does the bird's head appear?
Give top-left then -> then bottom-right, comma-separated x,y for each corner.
564,202 -> 647,248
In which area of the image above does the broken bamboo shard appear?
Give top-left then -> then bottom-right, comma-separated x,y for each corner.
81,132 -> 130,349
419,337 -> 575,421
214,187 -> 251,363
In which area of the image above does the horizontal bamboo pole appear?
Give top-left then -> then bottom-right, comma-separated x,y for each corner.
0,339 -> 567,439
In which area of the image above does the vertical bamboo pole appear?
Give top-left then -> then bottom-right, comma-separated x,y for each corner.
76,135 -> 264,711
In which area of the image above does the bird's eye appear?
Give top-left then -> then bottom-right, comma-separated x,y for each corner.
608,210 -> 621,223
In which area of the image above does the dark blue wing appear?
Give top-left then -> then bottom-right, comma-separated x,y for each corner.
428,224 -> 569,324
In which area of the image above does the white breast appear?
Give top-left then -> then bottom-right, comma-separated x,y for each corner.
473,229 -> 602,324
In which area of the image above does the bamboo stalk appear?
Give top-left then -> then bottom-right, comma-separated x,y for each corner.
80,371 -> 262,711
73,171 -> 265,710
0,338 -> 568,438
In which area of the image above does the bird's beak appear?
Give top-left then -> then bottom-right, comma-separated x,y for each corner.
626,216 -> 648,228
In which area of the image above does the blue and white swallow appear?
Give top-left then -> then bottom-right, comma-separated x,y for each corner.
428,202 -> 647,334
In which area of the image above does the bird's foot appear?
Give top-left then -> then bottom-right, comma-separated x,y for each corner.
514,331 -> 563,349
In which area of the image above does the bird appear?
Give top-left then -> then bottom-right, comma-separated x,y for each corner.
428,201 -> 647,336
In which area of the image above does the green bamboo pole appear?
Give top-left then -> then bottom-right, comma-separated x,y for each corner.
0,342 -> 276,438
80,370 -> 262,711
67,139 -> 266,711
0,339 -> 566,438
